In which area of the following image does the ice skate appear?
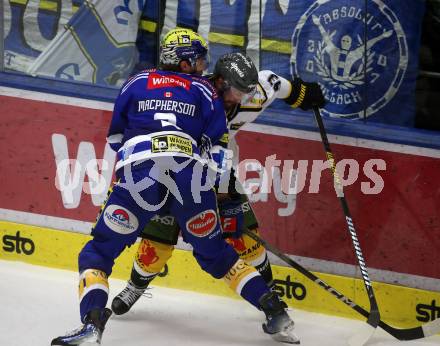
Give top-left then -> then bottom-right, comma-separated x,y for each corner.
51,308 -> 112,345
111,280 -> 150,315
259,291 -> 300,344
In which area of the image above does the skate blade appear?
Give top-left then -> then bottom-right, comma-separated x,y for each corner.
271,332 -> 300,344
51,341 -> 100,346
78,342 -> 100,346
270,323 -> 300,344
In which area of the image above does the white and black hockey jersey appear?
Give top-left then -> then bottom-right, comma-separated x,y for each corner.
225,70 -> 294,161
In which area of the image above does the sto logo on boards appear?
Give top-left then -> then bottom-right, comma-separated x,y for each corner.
416,300 -> 440,322
273,275 -> 307,301
2,231 -> 35,255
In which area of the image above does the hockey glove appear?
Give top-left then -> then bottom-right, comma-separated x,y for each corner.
218,198 -> 245,238
288,78 -> 326,110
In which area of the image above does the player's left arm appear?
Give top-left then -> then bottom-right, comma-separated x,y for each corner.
197,82 -> 235,193
199,82 -> 229,154
201,99 -> 232,174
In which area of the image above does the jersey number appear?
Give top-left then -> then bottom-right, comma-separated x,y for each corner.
154,113 -> 179,129
268,74 -> 281,91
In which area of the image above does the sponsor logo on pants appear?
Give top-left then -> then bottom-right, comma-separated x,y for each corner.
186,210 -> 217,237
103,205 -> 139,234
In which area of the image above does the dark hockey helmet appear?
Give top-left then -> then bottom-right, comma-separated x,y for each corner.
214,52 -> 258,94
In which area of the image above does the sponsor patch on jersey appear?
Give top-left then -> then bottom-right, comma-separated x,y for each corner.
220,216 -> 237,233
147,73 -> 191,90
151,135 -> 193,156
186,210 -> 217,237
103,205 -> 139,235
151,214 -> 176,226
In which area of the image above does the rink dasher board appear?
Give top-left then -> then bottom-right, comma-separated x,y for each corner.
1,88 -> 439,289
1,220 -> 439,330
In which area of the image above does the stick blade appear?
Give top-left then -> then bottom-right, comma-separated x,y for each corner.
348,323 -> 376,346
348,309 -> 380,346
422,318 -> 440,338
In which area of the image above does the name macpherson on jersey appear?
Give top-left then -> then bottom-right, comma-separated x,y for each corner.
137,99 -> 196,117
106,69 -> 227,170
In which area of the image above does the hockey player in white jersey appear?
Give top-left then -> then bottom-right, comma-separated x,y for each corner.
111,51 -> 325,344
216,55 -> 325,164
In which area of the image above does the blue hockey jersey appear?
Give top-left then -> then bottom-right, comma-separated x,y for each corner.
106,69 -> 227,171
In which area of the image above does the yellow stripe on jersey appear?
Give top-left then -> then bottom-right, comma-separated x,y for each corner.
223,259 -> 260,295
78,269 -> 109,302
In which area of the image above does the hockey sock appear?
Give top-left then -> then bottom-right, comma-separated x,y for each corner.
224,259 -> 270,308
130,266 -> 158,288
131,239 -> 174,288
254,253 -> 274,285
79,269 -> 109,322
230,229 -> 273,285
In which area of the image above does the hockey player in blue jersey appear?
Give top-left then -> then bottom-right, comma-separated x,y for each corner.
51,28 -> 300,346
111,54 -> 325,335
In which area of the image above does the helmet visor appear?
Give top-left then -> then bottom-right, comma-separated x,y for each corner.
225,83 -> 256,104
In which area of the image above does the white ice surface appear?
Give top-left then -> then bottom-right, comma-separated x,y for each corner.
1,260 -> 439,346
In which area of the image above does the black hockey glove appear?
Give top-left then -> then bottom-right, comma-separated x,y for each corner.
288,78 -> 326,110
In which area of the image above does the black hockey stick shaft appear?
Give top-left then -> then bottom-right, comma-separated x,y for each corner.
312,107 -> 380,328
243,228 -> 440,340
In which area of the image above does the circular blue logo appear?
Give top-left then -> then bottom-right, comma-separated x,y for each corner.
290,0 -> 408,119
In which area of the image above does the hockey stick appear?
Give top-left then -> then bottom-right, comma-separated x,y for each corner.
243,228 -> 440,341
312,107 -> 380,345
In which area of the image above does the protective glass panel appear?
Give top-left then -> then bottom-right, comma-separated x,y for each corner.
2,0 -> 161,88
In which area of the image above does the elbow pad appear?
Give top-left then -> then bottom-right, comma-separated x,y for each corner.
106,133 -> 124,152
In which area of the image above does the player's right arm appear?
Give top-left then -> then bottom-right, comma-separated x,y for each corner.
259,70 -> 325,111
106,82 -> 132,152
